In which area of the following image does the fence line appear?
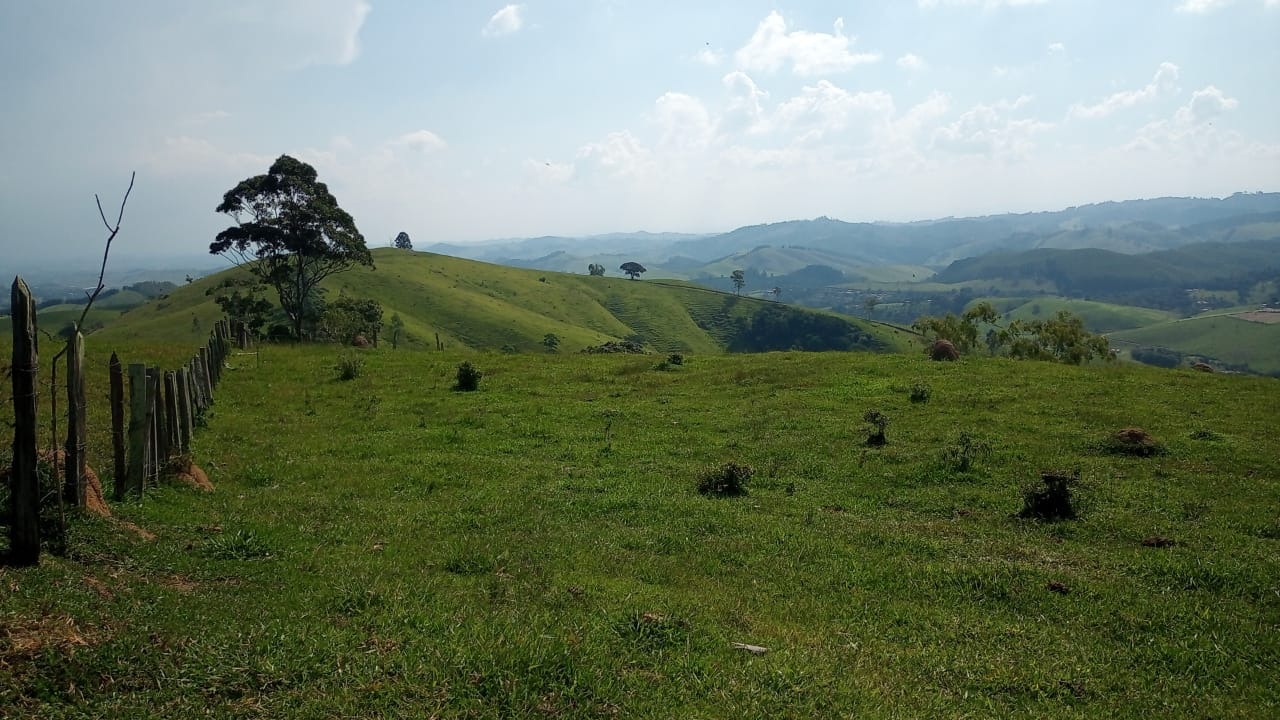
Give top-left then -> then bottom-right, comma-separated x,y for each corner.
7,274 -> 238,565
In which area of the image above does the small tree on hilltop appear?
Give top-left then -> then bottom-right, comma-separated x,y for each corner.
588,263 -> 606,276
731,270 -> 745,296
620,261 -> 647,280
394,231 -> 413,250
211,155 -> 373,341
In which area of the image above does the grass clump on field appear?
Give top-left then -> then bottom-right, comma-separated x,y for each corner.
909,381 -> 932,403
939,431 -> 991,473
334,353 -> 364,381
863,409 -> 889,446
697,462 -> 752,497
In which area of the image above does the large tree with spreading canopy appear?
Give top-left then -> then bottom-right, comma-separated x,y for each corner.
211,155 -> 372,340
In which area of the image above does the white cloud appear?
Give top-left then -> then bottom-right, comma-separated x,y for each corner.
1047,42 -> 1065,54
897,53 -> 927,71
723,71 -> 769,133
220,0 -> 372,68
1176,0 -> 1233,13
774,82 -> 894,142
1069,62 -> 1179,119
390,129 -> 448,153
142,137 -> 273,177
735,11 -> 880,77
932,99 -> 1052,158
577,131 -> 654,178
1129,85 -> 1240,152
695,48 -> 725,66
918,0 -> 1048,8
653,92 -> 717,152
482,4 -> 524,38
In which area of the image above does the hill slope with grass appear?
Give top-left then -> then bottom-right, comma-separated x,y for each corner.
2,347 -> 1278,718
1111,312 -> 1280,375
88,248 -> 912,355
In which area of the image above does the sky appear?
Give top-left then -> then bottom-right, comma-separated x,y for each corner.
2,0 -> 1279,270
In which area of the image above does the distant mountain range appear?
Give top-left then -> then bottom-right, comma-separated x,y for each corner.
426,192 -> 1280,282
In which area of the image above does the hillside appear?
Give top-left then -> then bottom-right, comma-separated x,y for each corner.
89,248 -> 912,355
3,348 -> 1278,717
1112,312 -> 1280,375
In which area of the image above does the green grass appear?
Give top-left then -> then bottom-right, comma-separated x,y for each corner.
3,345 -> 1278,718
1112,314 -> 1280,374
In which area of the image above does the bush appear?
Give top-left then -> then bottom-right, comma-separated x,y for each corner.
1020,472 -> 1078,521
454,361 -> 483,392
697,462 -> 752,497
928,339 -> 960,361
666,353 -> 685,366
334,354 -> 363,381
909,381 -> 932,403
863,410 -> 889,446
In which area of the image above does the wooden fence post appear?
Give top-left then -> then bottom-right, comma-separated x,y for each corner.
176,367 -> 193,451
9,277 -> 41,566
198,347 -> 213,405
63,330 -> 87,506
126,363 -> 148,497
109,353 -> 126,500
164,371 -> 180,459
146,368 -> 162,487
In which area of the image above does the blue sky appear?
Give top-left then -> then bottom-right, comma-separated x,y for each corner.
2,0 -> 1278,269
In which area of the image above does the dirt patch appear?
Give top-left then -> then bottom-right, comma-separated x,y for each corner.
116,520 -> 156,542
1104,427 -> 1165,457
159,574 -> 199,593
166,458 -> 214,492
1142,536 -> 1177,548
1191,362 -> 1214,373
927,339 -> 960,361
1,615 -> 95,662
1232,310 -> 1280,324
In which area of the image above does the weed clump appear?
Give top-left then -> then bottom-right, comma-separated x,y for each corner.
697,462 -> 752,497
939,431 -> 991,472
1102,427 -> 1165,457
205,529 -> 272,560
909,381 -> 932,403
666,353 -> 684,366
1020,472 -> 1078,521
863,410 -> 889,446
453,361 -> 483,392
335,353 -> 364,381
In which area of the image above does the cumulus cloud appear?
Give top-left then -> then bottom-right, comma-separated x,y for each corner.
1128,85 -> 1241,153
774,82 -> 894,142
577,131 -> 654,178
735,11 -> 880,76
932,99 -> 1051,158
897,53 -> 927,71
1069,62 -> 1179,119
482,4 -> 524,37
695,47 -> 725,66
653,93 -> 717,152
722,71 -> 769,133
390,130 -> 448,153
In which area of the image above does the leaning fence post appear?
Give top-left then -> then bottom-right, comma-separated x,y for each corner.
198,347 -> 213,404
126,363 -> 148,497
63,330 -> 87,507
9,277 -> 41,566
110,353 -> 127,500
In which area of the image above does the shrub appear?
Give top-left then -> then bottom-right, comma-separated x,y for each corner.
454,361 -> 483,392
205,529 -> 272,560
697,462 -> 752,497
863,410 -> 889,446
1020,472 -> 1078,521
666,353 -> 685,366
334,354 -> 363,381
909,381 -> 932,403
939,431 -> 991,472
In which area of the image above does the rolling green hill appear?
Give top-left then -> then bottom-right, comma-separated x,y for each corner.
1111,313 -> 1280,375
976,297 -> 1179,334
89,248 -> 912,355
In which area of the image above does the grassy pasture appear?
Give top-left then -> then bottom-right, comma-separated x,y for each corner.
1112,314 -> 1280,375
2,344 -> 1278,718
973,297 -> 1179,334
